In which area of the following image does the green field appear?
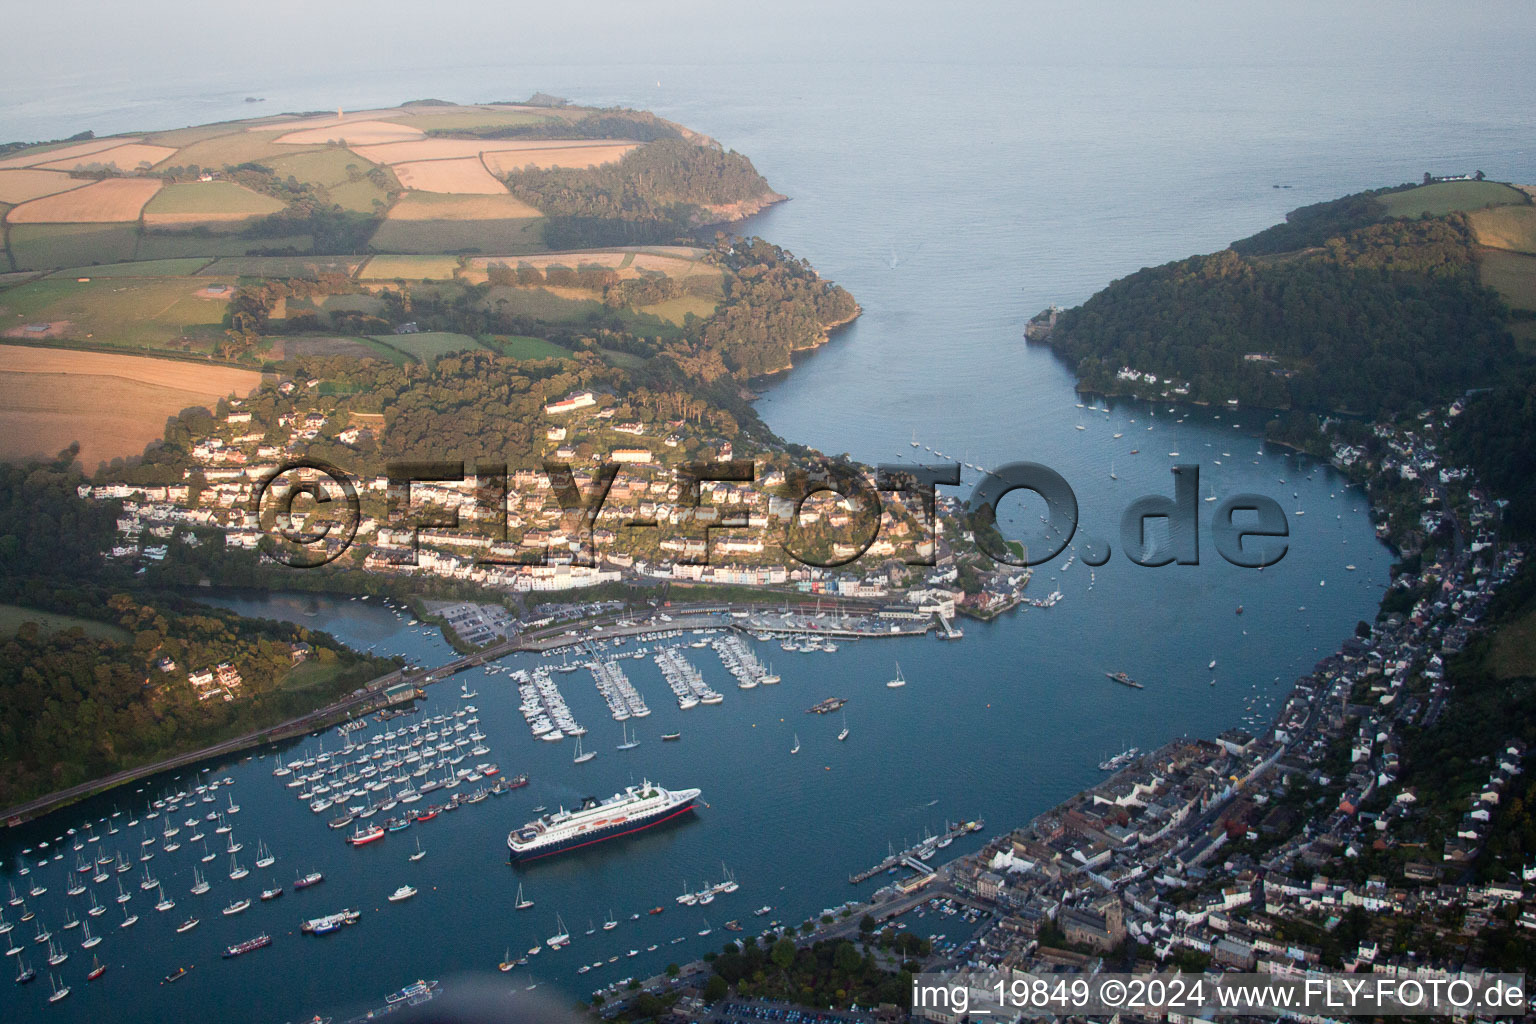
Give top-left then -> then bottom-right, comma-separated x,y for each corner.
1377,180 -> 1528,218
481,283 -> 605,321
132,233 -> 313,261
598,347 -> 647,369
389,109 -> 556,132
314,293 -> 387,315
369,218 -> 546,255
638,294 -> 721,325
143,121 -> 277,148
1489,603 -> 1536,679
360,254 -> 461,280
200,255 -> 363,277
0,603 -> 130,642
369,331 -> 487,364
0,275 -> 235,348
279,655 -> 349,693
480,284 -> 686,338
144,181 -> 286,219
50,258 -> 213,278
9,223 -> 140,270
162,133 -> 315,171
370,193 -> 545,255
329,178 -> 393,213
1468,204 -> 1536,254
263,147 -> 394,212
490,334 -> 573,360
1480,248 -> 1536,312
359,338 -> 416,365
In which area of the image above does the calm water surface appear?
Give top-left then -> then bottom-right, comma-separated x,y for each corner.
4,5 -> 1535,1019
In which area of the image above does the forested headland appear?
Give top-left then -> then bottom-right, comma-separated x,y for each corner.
1042,179 -> 1534,418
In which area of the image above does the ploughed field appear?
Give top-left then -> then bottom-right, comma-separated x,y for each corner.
0,102 -> 653,270
0,346 -> 263,466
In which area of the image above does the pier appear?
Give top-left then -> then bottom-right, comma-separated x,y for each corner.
847,820 -> 981,883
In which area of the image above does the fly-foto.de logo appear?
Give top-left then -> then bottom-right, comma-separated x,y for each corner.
251,458 -> 1290,571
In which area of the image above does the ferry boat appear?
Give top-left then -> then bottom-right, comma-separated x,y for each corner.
385,979 -> 439,1005
222,933 -> 271,958
506,780 -> 700,862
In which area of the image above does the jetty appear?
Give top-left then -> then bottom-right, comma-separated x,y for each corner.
847,820 -> 983,883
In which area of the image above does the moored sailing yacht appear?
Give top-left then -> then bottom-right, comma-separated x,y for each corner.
546,913 -> 570,949
886,662 -> 906,688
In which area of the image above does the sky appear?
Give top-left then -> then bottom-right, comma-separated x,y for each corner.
4,1 -> 1535,141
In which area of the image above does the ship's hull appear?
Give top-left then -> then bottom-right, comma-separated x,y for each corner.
507,798 -> 697,863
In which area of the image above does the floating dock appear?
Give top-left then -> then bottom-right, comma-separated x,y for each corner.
848,819 -> 982,883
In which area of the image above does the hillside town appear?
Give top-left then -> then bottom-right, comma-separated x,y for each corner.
80,381 -> 1032,624
893,399 -> 1535,1010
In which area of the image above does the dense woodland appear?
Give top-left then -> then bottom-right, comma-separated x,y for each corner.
433,108 -> 687,144
1049,213 -> 1516,416
0,459 -> 388,807
682,930 -> 924,1011
1446,366 -> 1536,534
696,238 -> 861,378
503,140 -> 777,248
